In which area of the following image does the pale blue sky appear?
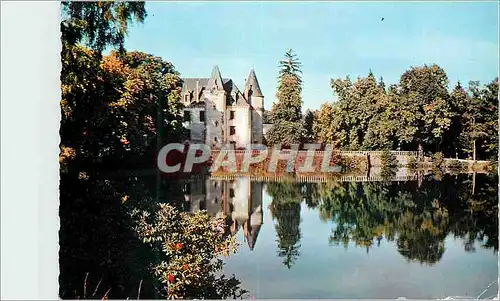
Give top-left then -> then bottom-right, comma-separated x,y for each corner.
124,1 -> 499,110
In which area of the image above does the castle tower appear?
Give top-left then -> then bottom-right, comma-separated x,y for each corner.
245,69 -> 264,144
205,65 -> 227,148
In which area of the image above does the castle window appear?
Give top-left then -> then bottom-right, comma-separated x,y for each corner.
229,111 -> 235,120
214,136 -> 218,143
230,126 -> 236,135
229,188 -> 235,198
200,111 -> 205,122
183,110 -> 190,122
214,120 -> 218,127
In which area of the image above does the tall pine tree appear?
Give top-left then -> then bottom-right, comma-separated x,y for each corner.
267,49 -> 304,146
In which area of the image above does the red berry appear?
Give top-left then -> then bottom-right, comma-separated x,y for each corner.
183,264 -> 189,270
168,274 -> 174,282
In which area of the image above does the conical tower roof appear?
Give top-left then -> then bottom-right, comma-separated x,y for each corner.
207,65 -> 225,91
247,223 -> 262,251
245,69 -> 263,97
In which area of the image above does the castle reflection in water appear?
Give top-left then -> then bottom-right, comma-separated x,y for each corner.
181,176 -> 263,251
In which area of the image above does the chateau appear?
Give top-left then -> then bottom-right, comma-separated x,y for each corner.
181,66 -> 265,149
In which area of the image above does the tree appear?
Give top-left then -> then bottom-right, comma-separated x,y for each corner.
109,51 -> 187,149
397,64 -> 451,152
267,49 -> 304,146
61,1 -> 147,54
278,49 -> 303,86
446,82 -> 469,158
262,109 -> 272,124
378,76 -> 386,91
60,48 -> 186,171
267,182 -> 303,269
313,103 -> 344,147
460,79 -> 498,161
323,71 -> 387,150
302,109 -> 315,143
60,1 -> 151,172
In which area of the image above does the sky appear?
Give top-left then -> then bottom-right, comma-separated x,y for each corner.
124,1 -> 499,110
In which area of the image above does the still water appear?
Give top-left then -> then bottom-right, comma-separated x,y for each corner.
59,172 -> 498,299
223,187 -> 497,299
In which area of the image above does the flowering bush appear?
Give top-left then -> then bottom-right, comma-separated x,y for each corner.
131,204 -> 248,299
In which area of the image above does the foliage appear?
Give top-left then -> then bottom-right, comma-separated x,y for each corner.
406,155 -> 418,169
59,173 -> 166,299
302,109 -> 316,143
459,79 -> 498,161
432,152 -> 445,169
278,49 -> 303,86
266,121 -> 303,146
61,1 -> 147,54
60,2 -> 186,173
310,65 -> 498,161
267,49 -> 304,145
313,103 -> 340,145
380,151 -> 398,179
338,155 -> 365,172
60,44 -> 186,172
267,182 -> 303,269
262,109 -> 272,124
314,174 -> 498,264
131,204 -> 248,299
446,159 -> 465,171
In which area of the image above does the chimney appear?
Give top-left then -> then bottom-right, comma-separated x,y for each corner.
195,80 -> 199,102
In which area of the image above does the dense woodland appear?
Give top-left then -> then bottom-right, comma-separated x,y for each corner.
265,50 -> 498,161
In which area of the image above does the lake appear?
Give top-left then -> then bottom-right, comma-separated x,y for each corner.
58,171 -> 498,299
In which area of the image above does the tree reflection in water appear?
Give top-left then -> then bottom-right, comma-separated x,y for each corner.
266,173 -> 498,267
59,171 -> 498,298
267,182 -> 303,269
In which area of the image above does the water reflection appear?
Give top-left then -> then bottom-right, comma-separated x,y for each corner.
182,177 -> 264,251
59,170 -> 498,299
183,172 -> 497,259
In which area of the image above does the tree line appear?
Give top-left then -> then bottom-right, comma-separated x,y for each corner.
60,2 -> 498,166
265,51 -> 498,162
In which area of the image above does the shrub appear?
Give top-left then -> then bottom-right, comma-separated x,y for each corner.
380,150 -> 398,179
131,204 -> 248,299
406,155 -> 418,169
339,155 -> 364,172
432,152 -> 444,168
446,159 -> 464,171
486,161 -> 498,173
